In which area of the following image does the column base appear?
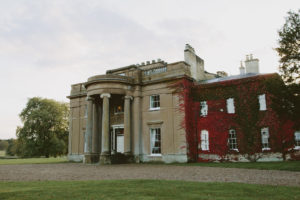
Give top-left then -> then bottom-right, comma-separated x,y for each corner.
99,153 -> 112,164
84,153 -> 100,164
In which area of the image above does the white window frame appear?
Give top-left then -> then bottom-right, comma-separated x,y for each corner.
261,127 -> 270,150
200,130 -> 209,151
150,128 -> 161,156
200,101 -> 208,117
226,98 -> 235,114
295,131 -> 300,150
228,129 -> 238,151
150,95 -> 160,110
258,94 -> 267,111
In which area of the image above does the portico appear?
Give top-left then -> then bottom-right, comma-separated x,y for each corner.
83,74 -> 135,164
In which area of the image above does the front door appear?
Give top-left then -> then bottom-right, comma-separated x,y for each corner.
116,135 -> 124,153
111,125 -> 124,153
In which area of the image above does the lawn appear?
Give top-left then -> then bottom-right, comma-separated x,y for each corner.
174,161 -> 300,171
0,180 -> 299,200
0,157 -> 68,165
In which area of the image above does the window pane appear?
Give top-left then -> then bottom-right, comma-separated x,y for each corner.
200,101 -> 208,116
261,127 -> 270,149
150,95 -> 160,109
201,130 -> 209,150
228,129 -> 238,150
259,94 -> 267,111
295,131 -> 300,146
227,98 -> 235,113
150,128 -> 161,154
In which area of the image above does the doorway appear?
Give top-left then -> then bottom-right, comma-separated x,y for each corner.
111,125 -> 124,153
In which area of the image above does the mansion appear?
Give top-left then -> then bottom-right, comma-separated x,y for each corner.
67,45 -> 300,163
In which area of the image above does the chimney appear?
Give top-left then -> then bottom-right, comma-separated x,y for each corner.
245,54 -> 259,74
239,61 -> 245,75
217,71 -> 228,77
184,44 -> 205,81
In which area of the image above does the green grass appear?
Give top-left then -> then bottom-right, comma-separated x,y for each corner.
0,180 -> 299,200
173,161 -> 300,171
0,157 -> 68,165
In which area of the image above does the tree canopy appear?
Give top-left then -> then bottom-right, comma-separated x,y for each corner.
276,9 -> 300,84
16,97 -> 69,157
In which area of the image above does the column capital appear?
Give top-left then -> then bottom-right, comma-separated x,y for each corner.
86,96 -> 94,101
100,93 -> 111,99
124,95 -> 133,100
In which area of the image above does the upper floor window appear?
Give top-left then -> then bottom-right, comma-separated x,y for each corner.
228,129 -> 238,150
295,131 -> 300,148
200,101 -> 208,116
258,94 -> 267,111
114,105 -> 124,114
118,73 -> 126,76
150,95 -> 160,110
226,98 -> 235,114
150,128 -> 161,155
200,130 -> 209,151
261,127 -> 270,150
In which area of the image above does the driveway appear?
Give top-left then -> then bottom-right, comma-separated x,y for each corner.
0,163 -> 299,186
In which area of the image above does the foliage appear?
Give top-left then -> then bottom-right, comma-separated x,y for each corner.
0,180 -> 300,200
16,97 -> 69,158
175,75 -> 298,162
0,157 -> 67,165
276,10 -> 300,84
5,139 -> 18,156
172,79 -> 198,162
0,140 -> 8,151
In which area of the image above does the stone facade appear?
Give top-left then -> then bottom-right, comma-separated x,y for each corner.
68,44 -> 218,163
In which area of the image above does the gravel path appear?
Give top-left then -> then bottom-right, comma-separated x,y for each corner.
0,163 -> 299,187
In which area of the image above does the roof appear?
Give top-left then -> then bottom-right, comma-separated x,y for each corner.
198,73 -> 277,85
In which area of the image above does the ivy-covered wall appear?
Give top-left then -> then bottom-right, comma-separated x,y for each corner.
177,74 -> 300,162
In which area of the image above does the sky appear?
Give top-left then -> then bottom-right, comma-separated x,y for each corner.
0,0 -> 299,139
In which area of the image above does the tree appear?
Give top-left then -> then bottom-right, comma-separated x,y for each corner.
16,97 -> 69,158
275,10 -> 300,132
0,140 -> 9,151
276,9 -> 300,84
5,139 -> 18,156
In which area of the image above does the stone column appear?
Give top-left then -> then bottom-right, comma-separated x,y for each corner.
124,95 -> 132,156
100,93 -> 111,164
84,96 -> 94,163
91,100 -> 99,163
133,95 -> 142,160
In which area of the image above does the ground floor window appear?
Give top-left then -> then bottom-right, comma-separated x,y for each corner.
201,130 -> 209,151
228,129 -> 238,150
261,127 -> 270,150
150,128 -> 161,155
295,131 -> 300,148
